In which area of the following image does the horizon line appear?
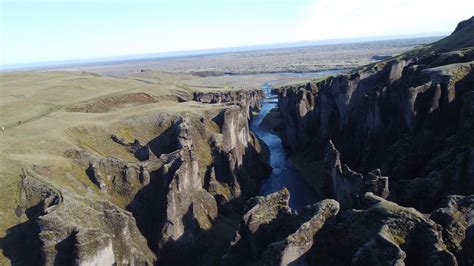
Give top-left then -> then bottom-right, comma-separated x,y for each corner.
0,31 -> 448,72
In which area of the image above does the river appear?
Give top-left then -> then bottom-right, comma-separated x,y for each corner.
250,71 -> 340,211
250,83 -> 317,211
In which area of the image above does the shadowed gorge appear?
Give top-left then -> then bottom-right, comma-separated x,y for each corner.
1,14 -> 474,266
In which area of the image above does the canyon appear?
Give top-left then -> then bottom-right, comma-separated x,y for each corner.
0,17 -> 473,266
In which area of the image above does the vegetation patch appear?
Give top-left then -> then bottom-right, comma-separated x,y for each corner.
67,92 -> 158,113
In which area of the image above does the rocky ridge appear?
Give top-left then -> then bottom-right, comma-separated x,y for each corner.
257,17 -> 474,265
2,88 -> 271,265
2,16 -> 473,266
223,188 -> 340,266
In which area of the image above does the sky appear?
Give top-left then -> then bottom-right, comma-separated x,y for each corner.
0,0 -> 473,66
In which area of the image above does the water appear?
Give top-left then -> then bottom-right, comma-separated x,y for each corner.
251,83 -> 318,211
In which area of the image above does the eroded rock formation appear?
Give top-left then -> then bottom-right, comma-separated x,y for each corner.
17,168 -> 155,265
264,16 -> 474,265
430,195 -> 474,265
193,89 -> 263,111
310,193 -> 457,266
3,88 -> 271,265
3,16 -> 473,266
223,188 -> 340,265
276,19 -> 474,212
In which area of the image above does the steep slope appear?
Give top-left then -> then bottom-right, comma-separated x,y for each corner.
0,70 -> 271,265
429,16 -> 474,52
1,16 -> 473,266
266,17 -> 474,265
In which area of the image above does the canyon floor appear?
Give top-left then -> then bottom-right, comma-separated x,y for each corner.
0,20 -> 473,266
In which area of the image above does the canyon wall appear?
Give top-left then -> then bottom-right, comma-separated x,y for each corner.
9,88 -> 270,265
261,17 -> 474,265
278,52 -> 474,174
277,45 -> 474,209
3,16 -> 473,266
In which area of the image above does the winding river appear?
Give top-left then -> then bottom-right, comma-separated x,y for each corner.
250,71 -> 340,211
250,83 -> 317,211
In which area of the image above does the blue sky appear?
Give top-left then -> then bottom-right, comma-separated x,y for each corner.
1,0 -> 473,66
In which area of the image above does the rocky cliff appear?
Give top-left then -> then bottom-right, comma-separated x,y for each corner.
2,16 -> 473,266
1,88 -> 271,265
223,188 -> 462,266
193,89 -> 264,110
278,18 -> 474,183
278,49 -> 474,174
223,188 -> 340,266
265,17 -> 474,265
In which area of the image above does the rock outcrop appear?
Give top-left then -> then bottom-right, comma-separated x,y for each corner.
221,188 -> 465,266
262,199 -> 339,266
302,140 -> 390,209
430,195 -> 474,265
266,17 -> 474,266
224,188 -> 295,264
2,88 -> 270,265
224,189 -> 339,265
121,90 -> 270,264
278,56 -> 474,175
310,193 -> 456,266
3,16 -> 474,266
17,168 -> 156,265
193,89 -> 263,111
276,21 -> 474,214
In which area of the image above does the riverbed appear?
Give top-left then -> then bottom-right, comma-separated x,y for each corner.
250,83 -> 317,211
250,71 -> 344,211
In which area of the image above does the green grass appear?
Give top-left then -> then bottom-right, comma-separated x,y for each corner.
0,69 -> 258,264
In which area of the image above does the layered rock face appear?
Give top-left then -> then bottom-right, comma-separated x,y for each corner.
223,188 -> 340,266
12,168 -> 155,266
4,17 -> 473,266
277,47 -> 474,210
265,17 -> 474,266
222,189 -> 465,266
87,89 -> 270,264
5,88 -> 271,265
278,51 -> 474,174
310,193 -> 457,266
193,89 -> 264,110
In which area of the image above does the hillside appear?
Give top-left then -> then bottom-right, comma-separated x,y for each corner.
430,16 -> 474,52
0,16 -> 473,266
258,17 -> 474,265
0,70 -> 269,265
